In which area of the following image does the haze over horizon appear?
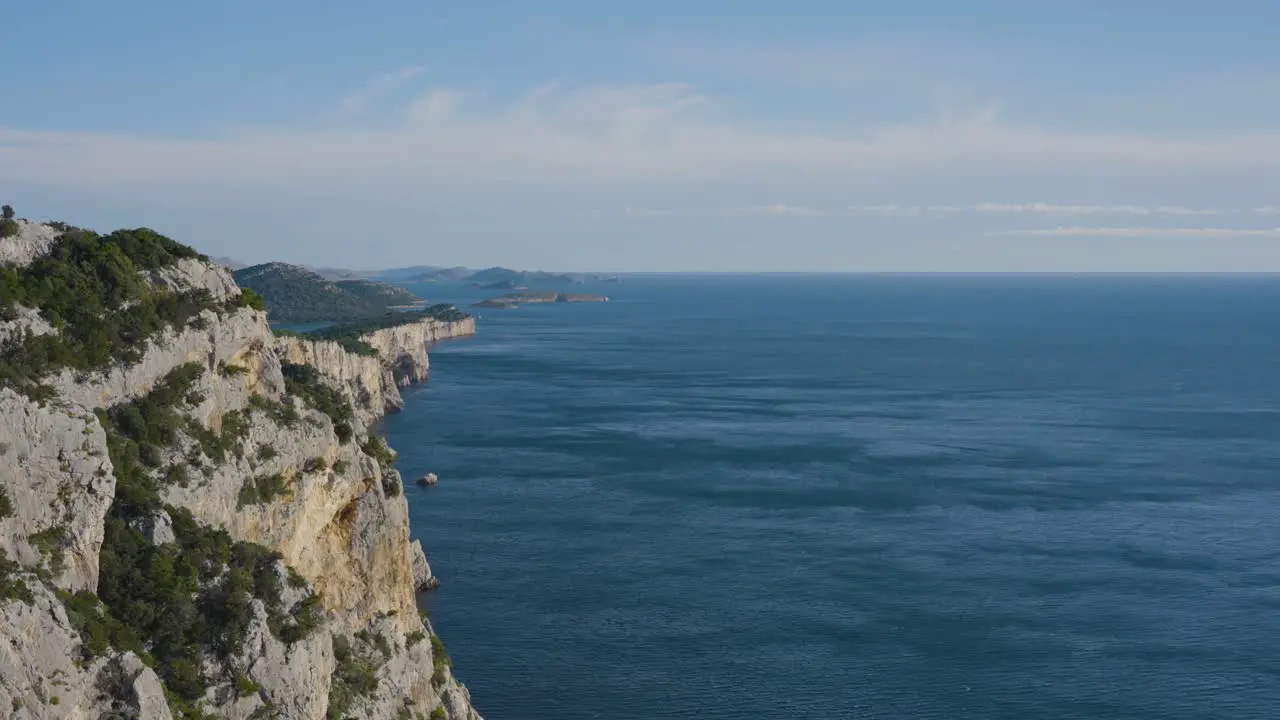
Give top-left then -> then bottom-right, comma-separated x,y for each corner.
4,1 -> 1280,272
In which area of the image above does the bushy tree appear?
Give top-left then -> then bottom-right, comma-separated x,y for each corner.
1,205 -> 13,220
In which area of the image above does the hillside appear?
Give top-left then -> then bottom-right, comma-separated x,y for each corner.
335,279 -> 421,308
233,262 -> 421,324
0,212 -> 481,719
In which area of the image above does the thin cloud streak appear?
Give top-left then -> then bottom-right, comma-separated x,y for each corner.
994,226 -> 1280,238
338,66 -> 427,114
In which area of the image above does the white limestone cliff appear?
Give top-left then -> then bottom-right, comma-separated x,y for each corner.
0,221 -> 482,720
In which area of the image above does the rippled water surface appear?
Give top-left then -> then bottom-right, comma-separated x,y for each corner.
383,275 -> 1280,720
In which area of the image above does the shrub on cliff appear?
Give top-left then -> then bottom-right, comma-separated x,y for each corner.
0,228 -> 221,398
0,549 -> 34,604
0,217 -> 17,239
1,204 -> 13,220
281,362 -> 354,431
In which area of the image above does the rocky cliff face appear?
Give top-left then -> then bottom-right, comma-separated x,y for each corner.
274,317 -> 474,425
0,221 -> 481,720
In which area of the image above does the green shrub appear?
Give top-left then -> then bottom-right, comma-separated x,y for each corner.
248,394 -> 300,428
327,633 -> 382,719
238,288 -> 267,312
219,361 -> 250,377
0,217 -> 17,239
235,675 -> 262,698
29,525 -> 68,574
1,204 -> 13,220
430,631 -> 451,671
0,549 -> 34,604
361,436 -> 397,470
405,630 -> 425,648
256,444 -> 277,462
303,457 -> 328,474
382,474 -> 401,498
0,486 -> 12,519
281,363 -> 353,430
334,422 -> 354,445
332,459 -> 350,474
238,473 -> 289,508
0,228 -> 218,397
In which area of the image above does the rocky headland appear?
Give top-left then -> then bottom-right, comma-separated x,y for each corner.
0,216 -> 480,719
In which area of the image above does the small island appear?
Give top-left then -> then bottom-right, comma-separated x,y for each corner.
474,291 -> 610,309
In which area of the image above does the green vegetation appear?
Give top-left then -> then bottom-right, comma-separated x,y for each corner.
303,457 -> 328,474
94,506 -> 323,711
80,362 -> 325,714
405,630 -> 426,648
332,459 -> 349,475
307,304 -> 470,347
235,675 -> 262,698
232,262 -> 421,324
0,204 -> 16,238
218,361 -> 249,377
100,363 -> 207,504
257,444 -> 278,462
0,549 -> 34,604
430,706 -> 447,720
29,525 -> 68,575
361,435 -> 397,471
0,227 -> 221,400
239,287 -> 266,312
429,630 -> 451,687
248,394 -> 300,429
326,633 -> 384,720
334,279 -> 420,308
0,486 -> 12,519
238,473 -> 289,508
281,363 -> 354,436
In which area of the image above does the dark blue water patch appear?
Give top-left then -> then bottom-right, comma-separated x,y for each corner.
387,275 -> 1280,720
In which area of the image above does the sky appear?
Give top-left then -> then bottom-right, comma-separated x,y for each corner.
3,1 -> 1280,271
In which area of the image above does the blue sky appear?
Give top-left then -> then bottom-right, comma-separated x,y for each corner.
3,1 -> 1280,271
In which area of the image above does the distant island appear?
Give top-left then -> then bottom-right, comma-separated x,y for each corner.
474,279 -> 529,290
475,291 -> 610,309
233,262 -> 424,324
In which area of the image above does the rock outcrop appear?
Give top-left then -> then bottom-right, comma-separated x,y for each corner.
0,220 -> 482,720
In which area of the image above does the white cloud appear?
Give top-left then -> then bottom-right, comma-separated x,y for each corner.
994,226 -> 1280,238
966,202 -> 1220,216
338,66 -> 427,114
4,81 -> 1280,196
842,203 -> 1224,217
730,205 -> 827,217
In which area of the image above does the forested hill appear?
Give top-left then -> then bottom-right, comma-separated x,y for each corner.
233,262 -> 421,324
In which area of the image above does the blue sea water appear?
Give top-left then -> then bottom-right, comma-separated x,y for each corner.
383,275 -> 1280,720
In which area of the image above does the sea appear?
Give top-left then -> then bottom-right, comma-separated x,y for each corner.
380,274 -> 1280,720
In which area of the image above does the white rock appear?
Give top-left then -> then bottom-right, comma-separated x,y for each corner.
0,219 -> 59,267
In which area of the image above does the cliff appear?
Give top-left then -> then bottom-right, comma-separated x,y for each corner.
274,316 -> 475,425
0,219 -> 481,720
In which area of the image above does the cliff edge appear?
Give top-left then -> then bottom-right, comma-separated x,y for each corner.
0,218 -> 481,720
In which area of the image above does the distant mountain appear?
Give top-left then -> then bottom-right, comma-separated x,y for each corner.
307,266 -> 380,281
286,263 -> 614,285
467,267 -> 602,285
212,256 -> 247,271
233,262 -> 422,324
